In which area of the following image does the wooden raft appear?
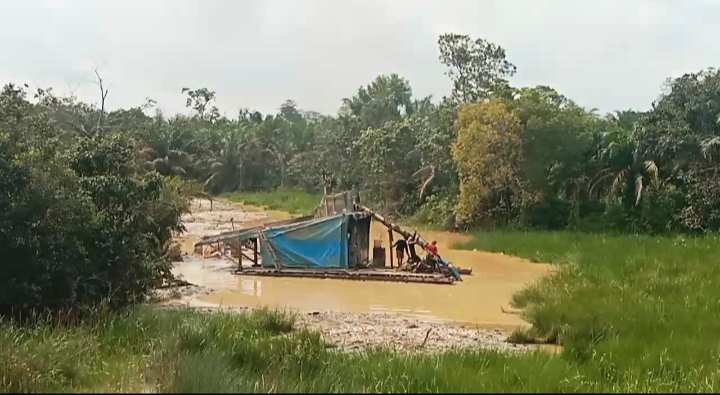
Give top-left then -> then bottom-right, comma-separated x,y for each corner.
233,267 -> 455,285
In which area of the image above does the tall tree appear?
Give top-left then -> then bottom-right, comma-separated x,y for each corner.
453,98 -> 523,227
438,34 -> 517,103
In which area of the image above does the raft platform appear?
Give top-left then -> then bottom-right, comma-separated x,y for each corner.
233,267 -> 455,284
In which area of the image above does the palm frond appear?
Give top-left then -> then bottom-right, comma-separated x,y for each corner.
412,165 -> 434,180
170,166 -> 187,176
151,157 -> 167,169
634,173 -> 643,206
418,173 -> 435,200
700,136 -> 720,159
611,168 -> 629,196
588,170 -> 615,196
404,149 -> 422,162
203,172 -> 219,191
412,165 -> 436,200
643,160 -> 659,187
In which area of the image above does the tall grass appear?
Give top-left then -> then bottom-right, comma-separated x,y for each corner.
455,230 -> 720,391
220,189 -> 322,215
4,304 -> 701,393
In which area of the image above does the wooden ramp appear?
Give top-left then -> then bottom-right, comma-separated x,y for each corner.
234,267 -> 455,285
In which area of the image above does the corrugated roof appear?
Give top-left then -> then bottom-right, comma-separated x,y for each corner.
193,212 -> 369,247
193,215 -> 314,246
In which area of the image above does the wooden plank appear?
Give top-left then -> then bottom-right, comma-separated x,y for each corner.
233,268 -> 454,285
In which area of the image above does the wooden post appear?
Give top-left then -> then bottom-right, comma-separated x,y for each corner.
388,229 -> 394,268
253,238 -> 259,267
238,242 -> 243,272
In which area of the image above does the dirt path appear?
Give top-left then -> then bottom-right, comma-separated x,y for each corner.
167,198 -> 554,353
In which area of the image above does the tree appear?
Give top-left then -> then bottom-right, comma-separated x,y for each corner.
201,122 -> 255,194
452,98 -> 523,227
406,97 -> 459,201
438,33 -> 517,103
342,74 -> 415,128
354,119 -> 420,214
182,87 -> 220,122
141,113 -> 201,177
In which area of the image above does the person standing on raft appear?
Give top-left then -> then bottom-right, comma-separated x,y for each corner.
407,233 -> 420,264
392,236 -> 409,266
426,240 -> 439,256
425,240 -> 440,271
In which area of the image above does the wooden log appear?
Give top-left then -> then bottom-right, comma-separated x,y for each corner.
388,229 -> 394,268
360,206 -> 462,281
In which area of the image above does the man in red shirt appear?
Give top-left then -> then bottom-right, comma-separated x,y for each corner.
426,240 -> 438,256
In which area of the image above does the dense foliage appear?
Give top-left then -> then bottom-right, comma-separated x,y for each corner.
22,33 -> 707,234
0,85 -> 188,319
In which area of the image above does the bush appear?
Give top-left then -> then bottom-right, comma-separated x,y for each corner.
410,193 -> 457,230
0,129 -> 188,319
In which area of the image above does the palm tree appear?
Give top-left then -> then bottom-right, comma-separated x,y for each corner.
200,123 -> 258,194
141,115 -> 200,176
588,132 -> 659,206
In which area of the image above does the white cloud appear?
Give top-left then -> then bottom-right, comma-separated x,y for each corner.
0,0 -> 718,116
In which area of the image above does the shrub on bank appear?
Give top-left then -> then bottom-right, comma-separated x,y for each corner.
0,123 -> 188,319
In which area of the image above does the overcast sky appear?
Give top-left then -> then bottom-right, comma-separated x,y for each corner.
1,0 -> 717,117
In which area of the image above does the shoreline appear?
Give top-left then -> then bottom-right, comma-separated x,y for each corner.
151,285 -> 535,354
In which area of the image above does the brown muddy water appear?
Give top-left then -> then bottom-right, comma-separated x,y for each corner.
173,199 -> 554,333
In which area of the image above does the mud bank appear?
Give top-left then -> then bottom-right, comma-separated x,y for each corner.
156,297 -> 530,353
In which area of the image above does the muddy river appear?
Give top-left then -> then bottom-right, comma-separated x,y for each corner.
173,199 -> 553,333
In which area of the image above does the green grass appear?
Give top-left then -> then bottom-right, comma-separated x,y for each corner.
454,230 -> 720,391
220,189 -> 322,215
0,304 -> 674,393
6,231 -> 720,392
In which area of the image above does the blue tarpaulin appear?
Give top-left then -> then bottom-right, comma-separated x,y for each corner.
259,213 -> 366,269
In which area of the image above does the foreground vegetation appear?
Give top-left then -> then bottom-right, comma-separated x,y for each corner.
456,230 -> 720,391
4,215 -> 720,392
5,255 -> 720,394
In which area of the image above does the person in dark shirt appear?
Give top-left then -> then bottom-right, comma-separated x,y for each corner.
392,236 -> 408,266
407,233 -> 419,264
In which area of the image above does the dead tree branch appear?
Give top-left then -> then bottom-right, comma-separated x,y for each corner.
94,69 -> 109,133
